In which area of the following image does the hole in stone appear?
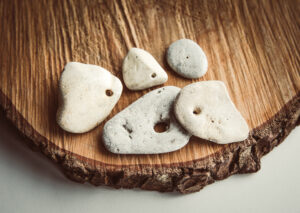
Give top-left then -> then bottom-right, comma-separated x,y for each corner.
211,120 -> 215,123
106,89 -> 113,97
151,73 -> 157,78
193,107 -> 201,115
154,121 -> 169,133
123,124 -> 133,134
186,56 -> 189,59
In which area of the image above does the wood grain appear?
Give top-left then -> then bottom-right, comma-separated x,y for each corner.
0,0 -> 299,193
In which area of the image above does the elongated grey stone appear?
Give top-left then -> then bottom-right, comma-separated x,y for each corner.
166,39 -> 208,79
103,86 -> 191,154
174,81 -> 249,144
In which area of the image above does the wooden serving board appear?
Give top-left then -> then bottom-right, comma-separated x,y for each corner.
0,0 -> 299,194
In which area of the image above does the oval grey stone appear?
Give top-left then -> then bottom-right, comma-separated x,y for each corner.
103,86 -> 191,154
166,39 -> 208,79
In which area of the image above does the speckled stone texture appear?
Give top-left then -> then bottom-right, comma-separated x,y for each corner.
103,86 -> 191,154
174,81 -> 249,144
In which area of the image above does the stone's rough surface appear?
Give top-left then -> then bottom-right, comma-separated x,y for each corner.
174,81 -> 249,144
166,39 -> 208,79
122,48 -> 168,90
57,62 -> 123,133
103,86 -> 191,154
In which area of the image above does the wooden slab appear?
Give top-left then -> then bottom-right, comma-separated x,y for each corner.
0,0 -> 299,193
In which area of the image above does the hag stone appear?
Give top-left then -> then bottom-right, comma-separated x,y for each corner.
57,62 -> 123,133
174,81 -> 249,144
123,48 -> 168,90
103,86 -> 191,154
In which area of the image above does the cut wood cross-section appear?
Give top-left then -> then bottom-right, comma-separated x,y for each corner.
0,0 -> 299,193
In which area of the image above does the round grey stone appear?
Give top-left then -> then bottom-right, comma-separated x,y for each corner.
166,39 -> 208,79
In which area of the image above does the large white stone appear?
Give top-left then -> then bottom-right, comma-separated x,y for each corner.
122,48 -> 168,90
174,81 -> 249,144
103,86 -> 191,154
57,62 -> 123,133
166,39 -> 208,79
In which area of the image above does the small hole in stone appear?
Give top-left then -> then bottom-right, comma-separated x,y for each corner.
193,107 -> 201,115
186,56 -> 189,59
154,121 -> 169,133
106,89 -> 113,97
151,73 -> 157,78
211,120 -> 215,123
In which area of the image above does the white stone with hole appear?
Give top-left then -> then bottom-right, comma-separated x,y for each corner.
57,62 -> 123,133
166,39 -> 208,79
122,48 -> 168,90
174,81 -> 249,144
103,86 -> 191,154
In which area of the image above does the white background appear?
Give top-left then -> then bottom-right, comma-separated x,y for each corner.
0,111 -> 299,213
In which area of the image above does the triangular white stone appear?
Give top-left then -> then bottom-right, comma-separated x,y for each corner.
57,62 -> 123,133
122,48 -> 168,90
174,81 -> 249,144
103,86 -> 191,154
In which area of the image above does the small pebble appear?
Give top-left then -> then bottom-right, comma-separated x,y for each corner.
56,62 -> 123,133
123,48 -> 168,90
166,39 -> 208,79
103,86 -> 191,154
174,81 -> 249,144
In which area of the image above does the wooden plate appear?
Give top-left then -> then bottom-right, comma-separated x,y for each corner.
0,0 -> 299,193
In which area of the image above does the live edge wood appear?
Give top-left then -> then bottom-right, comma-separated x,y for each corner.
0,0 -> 299,194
